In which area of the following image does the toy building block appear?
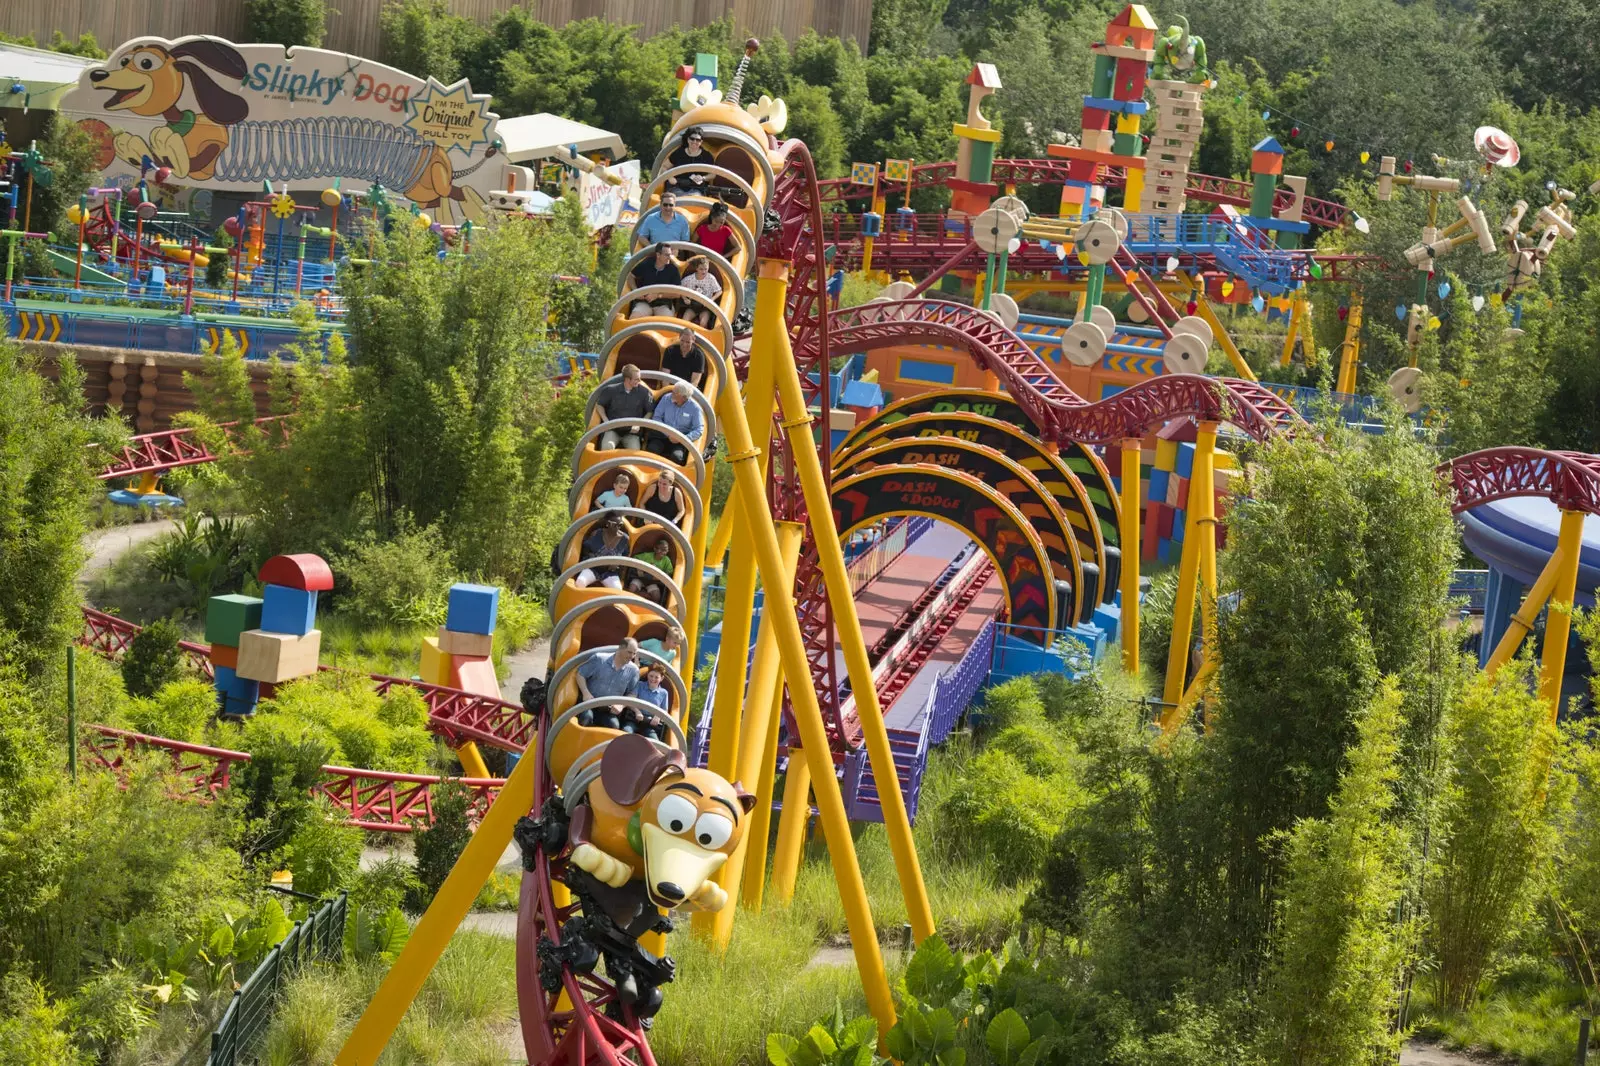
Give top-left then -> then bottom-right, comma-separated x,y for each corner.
258,553 -> 334,591
206,594 -> 262,647
1107,3 -> 1159,50
438,626 -> 494,657
211,643 -> 239,669
449,654 -> 500,698
446,584 -> 501,636
213,664 -> 239,693
1081,130 -> 1114,154
419,636 -> 451,686
1175,441 -> 1196,478
1115,112 -> 1143,136
237,629 -> 323,684
261,584 -> 318,637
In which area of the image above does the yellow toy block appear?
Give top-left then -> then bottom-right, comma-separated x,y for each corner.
1115,112 -> 1143,136
1154,437 -> 1179,471
419,636 -> 451,686
237,629 -> 322,684
438,626 -> 493,658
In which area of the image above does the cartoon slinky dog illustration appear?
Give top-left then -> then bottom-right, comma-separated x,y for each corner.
88,39 -> 249,181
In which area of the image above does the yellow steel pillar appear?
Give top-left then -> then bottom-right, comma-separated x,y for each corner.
1161,422 -> 1218,726
740,680 -> 786,911
705,261 -> 786,787
1119,439 -> 1142,675
1194,294 -> 1256,382
700,520 -> 803,944
455,742 -> 490,779
681,474 -> 715,683
335,749 -> 537,1064
1336,288 -> 1364,395
1537,509 -> 1586,720
769,748 -> 813,904
706,482 -> 738,569
714,366 -> 898,1036
1279,296 -> 1304,366
772,307 -> 937,946
1484,546 -> 1566,675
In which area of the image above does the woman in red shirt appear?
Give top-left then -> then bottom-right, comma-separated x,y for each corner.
694,201 -> 737,258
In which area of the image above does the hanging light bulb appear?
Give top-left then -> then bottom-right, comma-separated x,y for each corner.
1403,159 -> 1414,173
1360,150 -> 1371,164
1438,281 -> 1452,299
1337,304 -> 1349,321
1186,299 -> 1199,314
1251,294 -> 1266,312
1262,109 -> 1271,120
1165,256 -> 1180,273
1324,139 -> 1334,152
1471,294 -> 1486,312
1290,126 -> 1300,138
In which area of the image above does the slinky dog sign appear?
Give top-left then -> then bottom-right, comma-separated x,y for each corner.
59,36 -> 535,223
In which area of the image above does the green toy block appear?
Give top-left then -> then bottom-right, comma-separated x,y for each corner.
694,52 -> 718,82
206,594 -> 263,647
1112,131 -> 1144,156
1091,54 -> 1115,98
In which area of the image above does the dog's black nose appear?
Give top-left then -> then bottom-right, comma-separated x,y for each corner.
90,70 -> 108,82
655,881 -> 685,903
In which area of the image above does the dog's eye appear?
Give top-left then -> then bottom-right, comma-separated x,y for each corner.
694,812 -> 733,850
119,55 -> 132,67
137,55 -> 157,70
656,795 -> 696,836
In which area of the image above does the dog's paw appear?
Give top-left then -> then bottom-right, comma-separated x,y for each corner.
570,843 -> 632,888
114,132 -> 150,166
688,881 -> 728,912
149,128 -> 190,177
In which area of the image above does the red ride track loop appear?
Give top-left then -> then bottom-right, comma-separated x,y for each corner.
1441,448 -> 1600,516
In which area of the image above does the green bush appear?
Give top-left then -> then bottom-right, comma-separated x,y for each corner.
235,713 -> 333,861
286,798 -> 363,899
120,618 -> 188,699
243,0 -> 328,47
146,513 -> 257,618
977,678 -> 1046,733
333,526 -> 457,628
941,748 -> 1077,883
0,973 -> 85,1066
125,678 -> 216,742
411,780 -> 473,909
246,672 -> 432,776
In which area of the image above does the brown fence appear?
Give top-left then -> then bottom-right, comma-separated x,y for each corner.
2,0 -> 870,65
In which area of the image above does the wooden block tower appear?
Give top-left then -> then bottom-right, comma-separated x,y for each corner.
1141,76 -> 1208,213
207,553 -> 332,715
1050,4 -> 1156,216
950,63 -> 1003,221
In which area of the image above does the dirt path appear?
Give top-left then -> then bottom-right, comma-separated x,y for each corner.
78,518 -> 178,592
1401,1041 -> 1508,1066
500,637 -> 549,704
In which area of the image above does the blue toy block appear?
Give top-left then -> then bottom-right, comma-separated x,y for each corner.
222,694 -> 259,717
228,676 -> 260,703
1148,468 -> 1169,502
1092,604 -> 1122,643
213,665 -> 238,692
1172,511 -> 1186,542
261,584 -> 318,636
446,583 -> 500,636
1157,537 -> 1174,563
1175,442 -> 1196,479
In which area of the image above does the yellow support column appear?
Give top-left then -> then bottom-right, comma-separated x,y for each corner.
700,520 -> 804,943
714,369 -> 898,1037
772,309 -> 936,946
1279,297 -> 1303,366
1336,289 -> 1364,395
1161,422 -> 1218,726
705,261 -> 787,787
706,481 -> 739,569
740,680 -> 786,911
335,750 -> 536,1064
681,479 -> 714,682
1194,295 -> 1256,382
1120,440 -> 1142,675
1484,547 -> 1566,675
769,748 -> 813,905
455,742 -> 490,779
1537,509 -> 1586,721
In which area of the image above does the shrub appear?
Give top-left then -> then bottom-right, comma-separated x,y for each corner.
941,748 -> 1077,883
411,780 -> 474,909
0,973 -> 85,1066
977,677 -> 1046,733
286,798 -> 364,899
243,0 -> 328,47
235,713 -> 333,861
125,678 -> 218,743
120,618 -> 188,699
334,525 -> 457,628
495,588 -> 543,651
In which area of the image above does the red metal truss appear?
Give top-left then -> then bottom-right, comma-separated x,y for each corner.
82,724 -> 504,831
313,765 -> 503,833
83,725 -> 249,799
96,415 -> 288,481
80,607 -> 213,676
1441,448 -> 1600,516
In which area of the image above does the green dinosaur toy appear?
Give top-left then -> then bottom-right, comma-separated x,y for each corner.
1155,16 -> 1207,82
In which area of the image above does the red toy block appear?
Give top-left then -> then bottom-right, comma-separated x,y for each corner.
1114,58 -> 1148,97
1081,106 -> 1113,131
258,553 -> 334,592
450,655 -> 500,698
1175,479 -> 1189,510
211,643 -> 238,669
1154,502 -> 1175,538
1142,507 -> 1162,561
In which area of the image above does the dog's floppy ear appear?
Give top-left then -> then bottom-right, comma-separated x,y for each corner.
601,733 -> 686,807
730,780 -> 757,814
170,39 -> 248,81
175,62 -> 249,125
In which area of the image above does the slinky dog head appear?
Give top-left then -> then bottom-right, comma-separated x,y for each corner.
89,40 -> 249,125
600,733 -> 756,909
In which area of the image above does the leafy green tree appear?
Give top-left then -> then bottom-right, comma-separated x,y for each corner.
1256,681 -> 1409,1066
1422,283 -> 1553,457
868,0 -> 951,56
1480,0 -> 1600,111
1426,664 -> 1567,1012
378,0 -> 483,83
0,29 -> 104,58
981,9 -> 1104,160
120,618 -> 186,699
243,0 -> 329,49
31,117 -> 101,262
0,342 -> 122,679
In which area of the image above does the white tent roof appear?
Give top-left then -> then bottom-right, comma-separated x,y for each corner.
495,113 -> 626,163
0,42 -> 98,109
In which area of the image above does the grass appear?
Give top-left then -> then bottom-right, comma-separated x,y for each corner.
252,928 -> 515,1066
1409,957 -> 1594,1066
318,616 -> 435,679
652,903 -> 889,1066
87,538 -> 198,627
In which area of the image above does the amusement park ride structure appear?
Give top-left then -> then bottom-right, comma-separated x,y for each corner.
46,12 -> 1600,1066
